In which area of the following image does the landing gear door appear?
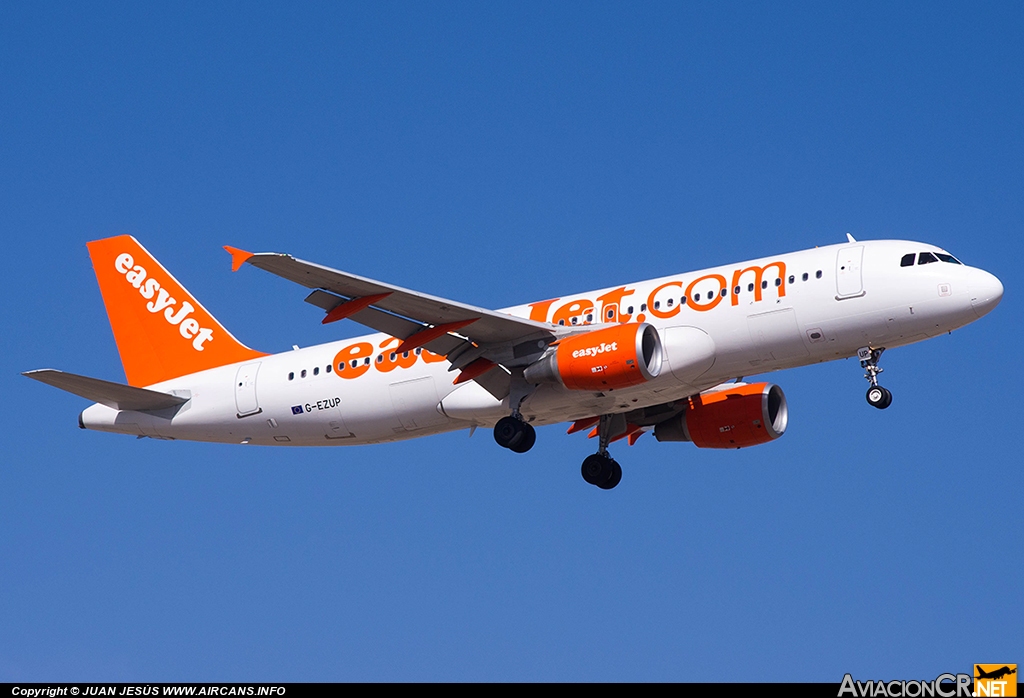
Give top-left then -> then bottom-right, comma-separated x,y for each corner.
234,362 -> 262,417
836,245 -> 865,299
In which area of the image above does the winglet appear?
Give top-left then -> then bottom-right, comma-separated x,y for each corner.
224,246 -> 254,272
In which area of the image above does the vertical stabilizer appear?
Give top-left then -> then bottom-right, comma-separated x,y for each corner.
87,235 -> 266,387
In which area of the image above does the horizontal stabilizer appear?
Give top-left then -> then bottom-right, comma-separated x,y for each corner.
22,369 -> 189,412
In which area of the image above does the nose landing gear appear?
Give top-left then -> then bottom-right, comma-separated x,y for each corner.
859,347 -> 893,409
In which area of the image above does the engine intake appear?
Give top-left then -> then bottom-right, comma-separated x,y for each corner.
654,382 -> 788,448
524,323 -> 663,391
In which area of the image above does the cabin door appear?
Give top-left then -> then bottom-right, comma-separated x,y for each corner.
836,245 -> 865,298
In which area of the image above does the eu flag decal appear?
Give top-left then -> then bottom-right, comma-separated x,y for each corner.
291,405 -> 303,415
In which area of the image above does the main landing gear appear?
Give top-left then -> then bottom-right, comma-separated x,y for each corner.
493,415 -> 536,453
580,414 -> 624,490
858,346 -> 893,410
492,412 -> 624,490
581,453 -> 622,490
493,371 -> 538,454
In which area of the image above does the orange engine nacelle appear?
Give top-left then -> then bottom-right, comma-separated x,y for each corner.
654,382 -> 788,448
523,323 -> 663,391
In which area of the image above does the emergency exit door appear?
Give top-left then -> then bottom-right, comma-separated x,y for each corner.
234,362 -> 262,417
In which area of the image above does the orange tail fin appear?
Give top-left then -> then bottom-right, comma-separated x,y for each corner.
87,235 -> 266,387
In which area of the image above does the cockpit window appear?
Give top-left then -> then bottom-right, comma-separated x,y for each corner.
908,251 -> 961,266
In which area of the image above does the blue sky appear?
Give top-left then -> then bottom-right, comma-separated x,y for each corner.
1,1 -> 1021,681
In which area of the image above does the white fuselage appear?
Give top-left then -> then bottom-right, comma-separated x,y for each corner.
80,239 -> 1003,445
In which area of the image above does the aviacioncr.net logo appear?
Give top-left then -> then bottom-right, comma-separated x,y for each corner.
974,665 -> 1017,697
838,673 -> 972,697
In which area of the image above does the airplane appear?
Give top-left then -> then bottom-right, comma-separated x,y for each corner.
975,666 -> 1016,681
24,233 -> 1003,490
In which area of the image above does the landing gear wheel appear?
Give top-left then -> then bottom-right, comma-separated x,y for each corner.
494,416 -> 523,449
866,386 -> 893,409
494,416 -> 535,452
581,453 -> 621,489
581,454 -> 607,486
858,347 -> 892,410
598,460 -> 622,490
509,422 -> 536,453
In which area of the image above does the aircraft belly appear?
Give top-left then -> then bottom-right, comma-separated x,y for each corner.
439,381 -> 507,424
518,377 -> 697,428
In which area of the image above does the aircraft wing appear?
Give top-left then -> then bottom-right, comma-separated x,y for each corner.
23,369 -> 189,411
226,246 -> 560,399
228,248 -> 554,345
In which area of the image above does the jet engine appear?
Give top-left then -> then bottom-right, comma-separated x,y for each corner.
654,382 -> 788,448
524,323 -> 663,391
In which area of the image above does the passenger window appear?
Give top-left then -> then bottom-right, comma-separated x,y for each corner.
364,357 -> 370,365
748,283 -> 754,292
694,293 -> 701,301
918,252 -> 938,265
815,270 -> 822,279
571,317 -> 578,325
775,278 -> 781,287
402,351 -> 409,358
415,348 -> 422,355
288,372 -> 294,380
802,273 -> 809,281
653,301 -> 660,310
627,306 -> 634,315
326,364 -> 332,373
313,367 -> 319,376
720,288 -> 727,297
734,286 -> 741,295
586,313 -> 593,321
301,369 -> 307,378
640,304 -> 647,312
761,280 -> 768,289
350,359 -> 358,368
788,275 -> 794,284
558,319 -> 565,326
389,353 -> 397,361
666,299 -> 673,307
606,309 -> 615,319
680,297 -> 687,305
376,355 -> 383,363
900,253 -> 916,267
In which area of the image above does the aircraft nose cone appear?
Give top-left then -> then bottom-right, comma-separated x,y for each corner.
969,268 -> 1004,319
